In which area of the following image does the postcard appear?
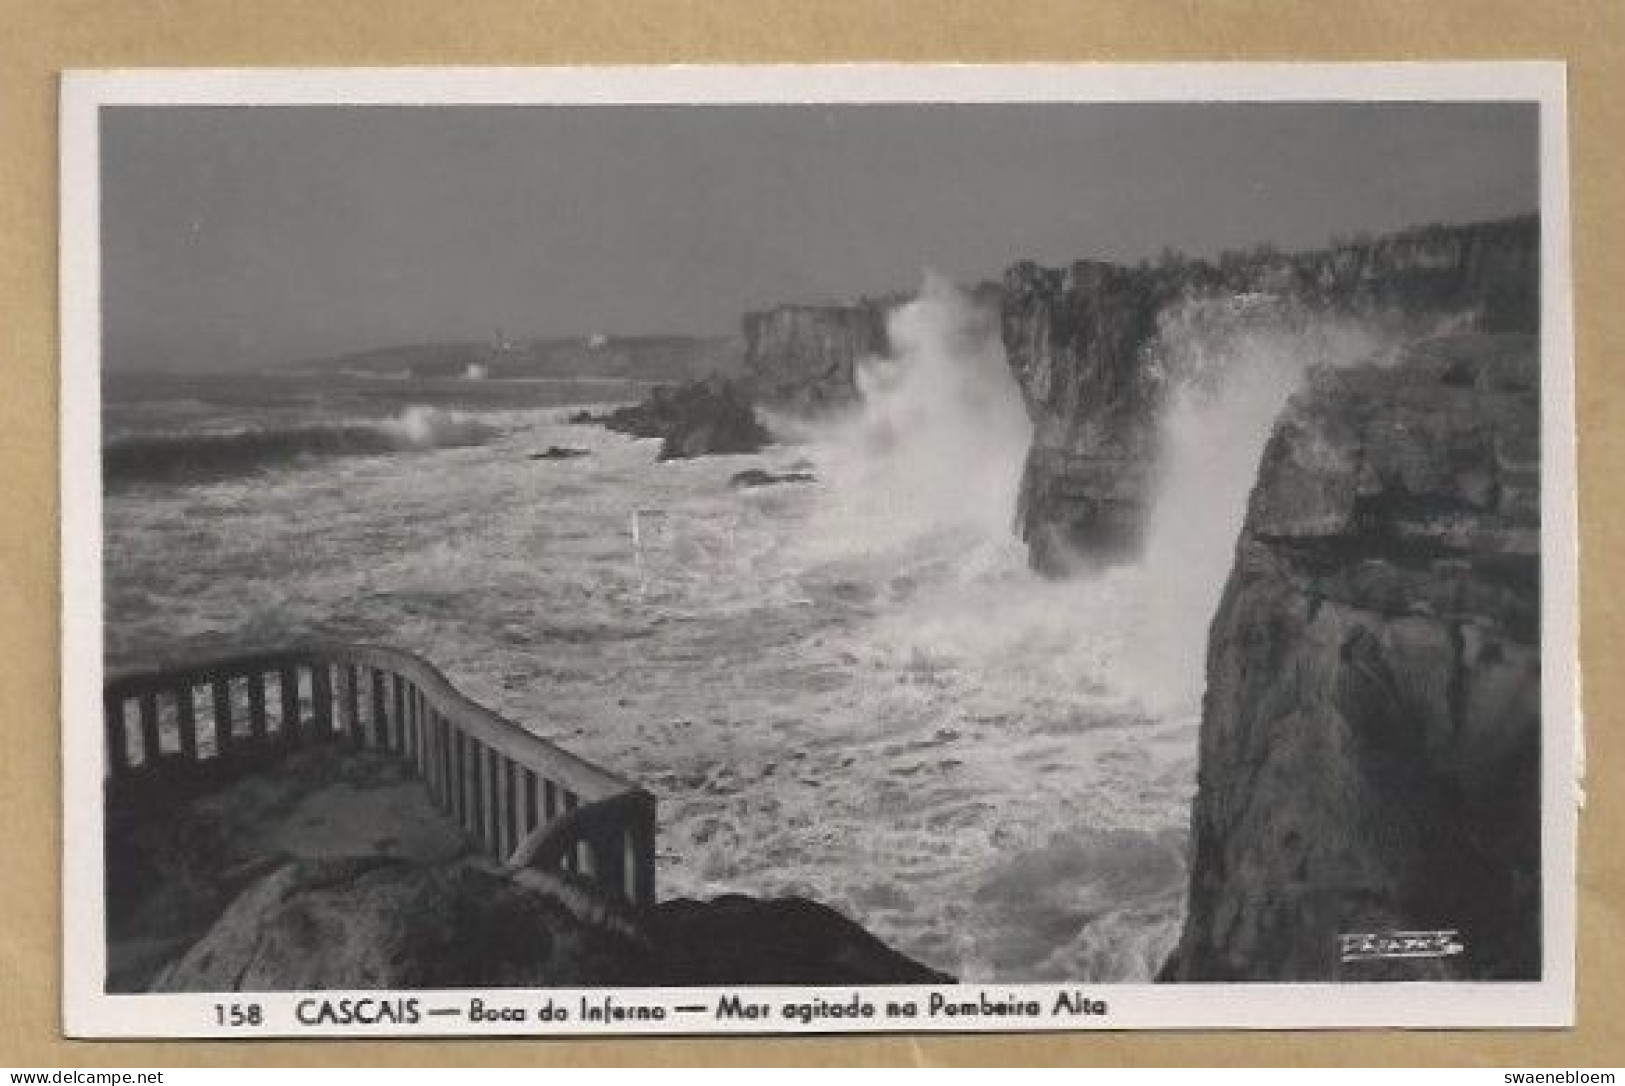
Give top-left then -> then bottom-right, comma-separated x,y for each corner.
59,63 -> 1577,1037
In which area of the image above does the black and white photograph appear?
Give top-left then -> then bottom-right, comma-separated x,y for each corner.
60,65 -> 1577,1036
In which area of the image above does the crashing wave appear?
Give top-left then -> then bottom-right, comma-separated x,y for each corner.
103,405 -> 500,488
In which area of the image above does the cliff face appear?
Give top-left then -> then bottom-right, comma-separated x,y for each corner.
1163,333 -> 1542,981
741,302 -> 892,415
1002,216 -> 1540,573
1002,261 -> 1182,569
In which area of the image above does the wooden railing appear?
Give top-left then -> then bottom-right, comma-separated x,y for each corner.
103,643 -> 656,907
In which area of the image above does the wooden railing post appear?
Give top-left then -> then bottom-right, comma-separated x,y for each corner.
104,692 -> 129,777
279,667 -> 301,745
211,678 -> 233,756
501,759 -> 517,859
465,733 -> 479,835
424,696 -> 435,780
522,769 -> 539,836
426,709 -> 441,806
493,753 -> 510,860
311,662 -> 333,738
474,742 -> 488,850
449,728 -> 461,824
441,715 -> 454,813
497,755 -> 508,860
176,684 -> 198,762
457,732 -> 473,834
432,715 -> 446,810
562,791 -> 579,873
391,676 -> 407,756
589,825 -> 625,898
626,796 -> 657,907
137,691 -> 160,766
485,749 -> 502,859
342,665 -> 361,746
399,682 -> 412,767
247,672 -> 267,742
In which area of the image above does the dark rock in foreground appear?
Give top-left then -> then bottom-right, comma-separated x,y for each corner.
587,376 -> 773,460
109,746 -> 947,991
651,894 -> 951,985
155,857 -> 647,991
152,858 -> 950,990
1162,333 -> 1541,982
1002,216 -> 1540,574
728,468 -> 816,489
104,747 -> 470,992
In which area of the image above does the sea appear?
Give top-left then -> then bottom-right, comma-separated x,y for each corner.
100,287 -> 1247,983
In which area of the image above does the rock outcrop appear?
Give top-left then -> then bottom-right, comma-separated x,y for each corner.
104,745 -> 471,991
588,376 -> 772,460
581,298 -> 902,456
152,858 -> 951,990
650,894 -> 952,985
154,857 -> 647,991
741,301 -> 892,416
109,745 -> 948,991
728,468 -> 816,489
597,284 -> 999,448
1002,216 -> 1540,573
1162,332 -> 1542,981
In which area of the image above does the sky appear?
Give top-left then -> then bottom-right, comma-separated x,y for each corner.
100,102 -> 1538,371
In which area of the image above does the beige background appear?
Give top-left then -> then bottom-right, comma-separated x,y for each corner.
3,0 -> 1620,1067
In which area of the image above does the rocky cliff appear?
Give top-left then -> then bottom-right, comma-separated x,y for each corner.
1162,332 -> 1542,981
574,299 -> 891,456
602,283 -> 1002,445
1002,216 -> 1540,573
741,301 -> 893,415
